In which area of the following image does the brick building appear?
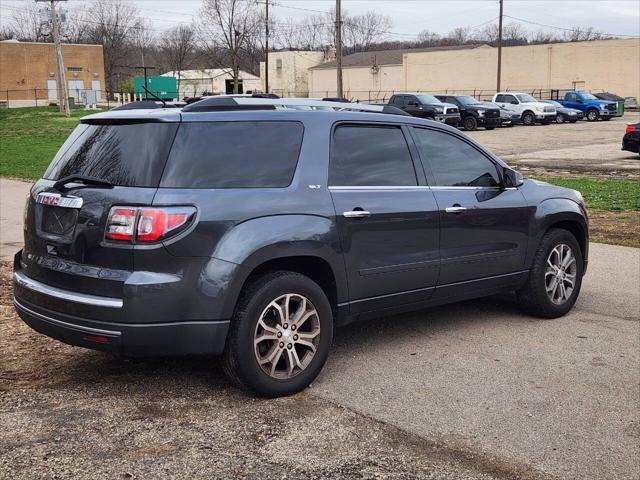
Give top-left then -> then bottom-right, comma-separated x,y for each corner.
0,40 -> 106,107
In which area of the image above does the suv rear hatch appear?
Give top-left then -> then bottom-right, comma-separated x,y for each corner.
20,111 -> 180,301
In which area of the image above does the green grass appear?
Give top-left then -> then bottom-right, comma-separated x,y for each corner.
0,107 -> 102,180
534,177 -> 640,211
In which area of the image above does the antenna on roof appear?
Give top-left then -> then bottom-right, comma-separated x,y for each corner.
142,86 -> 166,108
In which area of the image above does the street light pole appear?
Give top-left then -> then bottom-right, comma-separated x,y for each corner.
265,0 -> 269,93
37,0 -> 70,116
496,0 -> 504,92
336,0 -> 343,98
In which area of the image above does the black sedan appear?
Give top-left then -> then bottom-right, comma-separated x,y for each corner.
622,123 -> 640,155
540,100 -> 584,124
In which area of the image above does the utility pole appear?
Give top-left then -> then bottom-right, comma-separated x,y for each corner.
136,66 -> 156,99
335,0 -> 343,98
37,0 -> 70,116
264,0 -> 269,93
496,0 -> 504,92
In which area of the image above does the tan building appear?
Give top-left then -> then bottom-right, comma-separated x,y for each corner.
259,51 -> 325,97
308,38 -> 640,102
0,40 -> 105,107
161,69 -> 261,99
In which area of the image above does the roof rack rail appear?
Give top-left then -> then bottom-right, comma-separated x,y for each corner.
181,97 -> 410,116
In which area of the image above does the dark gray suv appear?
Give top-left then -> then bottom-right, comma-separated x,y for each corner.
13,103 -> 588,397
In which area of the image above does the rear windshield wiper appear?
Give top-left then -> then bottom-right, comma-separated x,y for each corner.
53,174 -> 114,191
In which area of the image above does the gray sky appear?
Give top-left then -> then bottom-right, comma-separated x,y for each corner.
1,0 -> 639,38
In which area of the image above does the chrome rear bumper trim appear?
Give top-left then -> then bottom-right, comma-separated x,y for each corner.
14,270 -> 123,308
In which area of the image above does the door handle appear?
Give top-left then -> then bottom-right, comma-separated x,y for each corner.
445,206 -> 467,214
343,210 -> 371,219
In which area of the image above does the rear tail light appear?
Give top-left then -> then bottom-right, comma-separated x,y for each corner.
105,206 -> 196,244
625,124 -> 637,134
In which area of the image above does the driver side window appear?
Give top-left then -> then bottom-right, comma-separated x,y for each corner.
412,128 -> 501,187
505,95 -> 518,104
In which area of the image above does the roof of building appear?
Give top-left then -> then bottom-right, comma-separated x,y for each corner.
309,44 -> 487,70
161,69 -> 259,80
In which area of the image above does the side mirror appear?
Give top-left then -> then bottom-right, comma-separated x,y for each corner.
576,98 -> 583,104
503,167 -> 524,188
510,99 -> 519,105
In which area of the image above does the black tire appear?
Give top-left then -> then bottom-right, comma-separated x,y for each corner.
556,113 -> 565,124
222,271 -> 333,398
517,229 -> 584,319
586,109 -> 599,121
463,115 -> 478,131
522,111 -> 536,126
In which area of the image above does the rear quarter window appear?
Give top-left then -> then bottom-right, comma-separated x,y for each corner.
160,121 -> 304,188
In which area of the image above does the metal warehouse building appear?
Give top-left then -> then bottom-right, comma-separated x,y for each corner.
0,40 -> 106,107
308,38 -> 640,102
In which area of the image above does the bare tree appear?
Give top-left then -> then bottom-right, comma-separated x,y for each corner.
563,26 -> 604,42
62,9 -> 92,44
132,19 -> 155,67
417,30 -> 441,47
161,24 -> 196,96
8,3 -> 49,42
343,11 -> 392,52
85,0 -> 141,91
200,0 -> 262,93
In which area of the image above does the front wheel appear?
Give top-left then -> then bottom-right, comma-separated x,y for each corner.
222,271 -> 333,397
522,111 -> 536,126
517,229 -> 583,318
463,115 -> 478,131
556,113 -> 565,124
586,109 -> 599,121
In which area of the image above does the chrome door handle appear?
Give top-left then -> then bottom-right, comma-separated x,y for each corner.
343,210 -> 371,218
445,206 -> 467,214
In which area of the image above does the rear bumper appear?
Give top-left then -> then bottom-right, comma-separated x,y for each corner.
14,296 -> 229,356
13,251 -> 231,356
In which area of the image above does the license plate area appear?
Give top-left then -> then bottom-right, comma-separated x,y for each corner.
39,205 -> 79,241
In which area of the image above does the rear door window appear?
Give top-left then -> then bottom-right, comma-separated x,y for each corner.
160,121 -> 303,188
44,123 -> 179,187
329,124 -> 417,186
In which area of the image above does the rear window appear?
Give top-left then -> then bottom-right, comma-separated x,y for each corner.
160,121 -> 303,188
44,123 -> 179,187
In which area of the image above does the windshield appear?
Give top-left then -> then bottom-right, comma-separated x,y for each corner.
416,94 -> 441,104
458,96 -> 482,105
516,94 -> 538,103
581,93 -> 598,100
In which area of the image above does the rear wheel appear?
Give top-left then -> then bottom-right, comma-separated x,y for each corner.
463,115 -> 478,131
517,229 -> 583,318
522,111 -> 536,126
222,271 -> 333,397
586,109 -> 599,121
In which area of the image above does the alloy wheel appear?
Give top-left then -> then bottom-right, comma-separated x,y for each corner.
545,244 -> 577,305
254,293 -> 321,379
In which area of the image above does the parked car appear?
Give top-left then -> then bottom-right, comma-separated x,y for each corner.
492,92 -> 557,126
624,97 -> 638,110
593,92 -> 625,117
434,95 -> 500,131
14,99 -> 589,398
388,93 -> 460,126
540,100 -> 584,123
622,123 -> 640,155
557,91 -> 617,122
483,102 -> 520,127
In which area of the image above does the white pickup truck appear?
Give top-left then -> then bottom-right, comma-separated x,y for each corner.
491,92 -> 557,126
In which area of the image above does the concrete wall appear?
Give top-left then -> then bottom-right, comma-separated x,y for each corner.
309,64 -> 403,101
0,41 -> 105,103
163,70 -> 261,99
308,39 -> 640,101
260,51 -> 324,97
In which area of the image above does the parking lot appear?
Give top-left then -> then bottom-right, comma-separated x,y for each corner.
1,114 -> 639,480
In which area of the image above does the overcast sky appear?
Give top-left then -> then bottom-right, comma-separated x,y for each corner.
1,0 -> 639,39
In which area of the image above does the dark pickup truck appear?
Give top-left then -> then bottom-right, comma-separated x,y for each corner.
388,93 -> 460,127
435,95 -> 501,131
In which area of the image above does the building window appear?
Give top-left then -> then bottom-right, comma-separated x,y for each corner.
67,66 -> 83,72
